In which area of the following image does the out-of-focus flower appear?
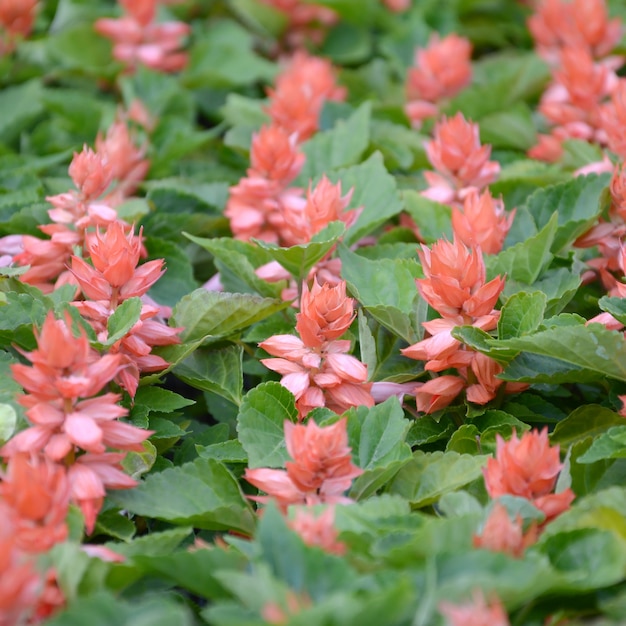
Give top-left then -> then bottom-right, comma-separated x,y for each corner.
283,176 -> 358,246
439,590 -> 510,626
0,453 -> 69,553
527,133 -> 564,163
0,0 -> 37,55
244,418 -> 362,509
483,429 -> 575,522
473,503 -> 538,557
382,0 -> 411,11
423,114 -> 500,205
289,506 -> 346,554
262,591 -> 312,625
405,35 -> 472,128
249,125 -> 305,186
600,80 -> 626,159
267,51 -> 346,141
95,0 -> 190,73
416,237 -> 505,322
528,0 -> 623,64
452,190 -> 514,255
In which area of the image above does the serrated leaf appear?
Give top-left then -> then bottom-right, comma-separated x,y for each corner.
577,426 -> 626,464
497,291 -> 546,339
297,102 -> 371,181
495,323 -> 626,382
402,191 -> 453,243
172,289 -> 289,342
110,457 -> 255,534
104,298 -> 142,346
389,451 -> 488,507
339,244 -> 420,343
133,387 -> 196,413
599,296 -> 626,325
487,212 -> 557,284
523,173 -> 610,255
174,344 -> 243,405
237,382 -> 297,468
255,221 -> 346,280
331,152 -> 404,246
500,353 -> 601,384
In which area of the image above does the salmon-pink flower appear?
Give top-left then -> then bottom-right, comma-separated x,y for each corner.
414,375 -> 466,414
0,452 -> 69,553
439,590 -> 510,626
262,591 -> 312,625
417,237 -> 505,322
296,280 -> 355,347
528,0 -> 623,63
423,114 -> 500,205
249,125 -> 305,186
283,176 -> 357,246
245,418 -> 362,509
0,0 -> 37,54
465,352 -> 505,405
473,503 -> 538,558
600,79 -> 626,159
405,35 -> 472,128
452,190 -> 515,255
267,51 -> 346,141
527,132 -> 564,163
382,0 -> 410,11
483,429 -> 575,522
95,0 -> 190,73
289,506 -> 346,555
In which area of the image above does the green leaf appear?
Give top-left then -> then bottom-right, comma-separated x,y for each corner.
174,344 -> 243,405
551,405 -> 626,448
109,457 -> 255,535
44,592 -> 194,626
339,244 -> 421,343
0,290 -> 50,349
348,398 -> 412,499
487,212 -> 557,284
599,296 -> 626,325
332,152 -> 404,246
402,191 -> 453,243
497,291 -> 547,340
523,173 -> 610,255
500,353 -> 602,384
478,103 -> 536,151
446,424 -> 481,455
0,79 -> 45,144
495,323 -> 626,382
237,382 -> 297,468
255,221 -> 346,280
172,289 -> 289,343
0,403 -> 16,445
297,102 -> 371,181
104,298 -> 142,346
185,234 -> 280,298
133,387 -> 196,414
577,426 -> 626,464
389,451 -> 488,507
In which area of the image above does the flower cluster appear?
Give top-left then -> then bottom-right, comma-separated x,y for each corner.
260,280 -> 373,418
0,0 -> 37,55
421,113 -> 500,206
528,0 -> 624,162
245,417 -> 362,510
0,453 -> 70,623
405,34 -> 473,128
402,237 -> 510,412
483,429 -> 575,523
95,0 -> 190,73
439,590 -> 510,626
1,313 -> 150,533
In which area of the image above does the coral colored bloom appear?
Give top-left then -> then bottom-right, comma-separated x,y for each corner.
414,375 -> 465,414
439,590 -> 510,626
452,190 -> 515,255
296,280 -> 355,347
382,0 -> 410,11
483,429 -> 575,522
0,453 -> 69,553
405,35 -> 472,128
465,352 -> 505,405
528,0 -> 623,63
95,0 -> 190,73
600,80 -> 626,160
417,237 -> 505,322
0,0 -> 37,54
245,418 -> 362,509
249,125 -> 305,186
262,591 -> 312,625
290,506 -> 346,554
423,114 -> 500,205
473,503 -> 538,558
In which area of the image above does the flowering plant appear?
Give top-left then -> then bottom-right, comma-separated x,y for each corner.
2,1 -> 626,625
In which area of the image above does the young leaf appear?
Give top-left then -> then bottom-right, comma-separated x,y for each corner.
104,297 -> 142,346
497,291 -> 546,339
237,381 -> 298,468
